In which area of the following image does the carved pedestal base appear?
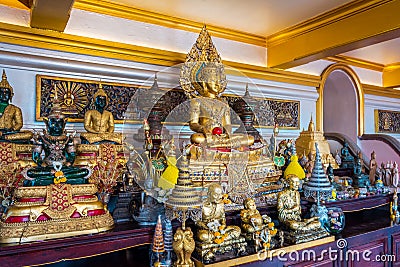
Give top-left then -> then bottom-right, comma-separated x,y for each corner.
0,184 -> 114,243
282,227 -> 329,245
194,237 -> 247,264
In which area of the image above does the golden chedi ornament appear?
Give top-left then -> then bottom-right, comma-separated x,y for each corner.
179,25 -> 281,206
277,175 -> 329,244
80,83 -> 123,145
295,115 -> 338,169
166,153 -> 201,267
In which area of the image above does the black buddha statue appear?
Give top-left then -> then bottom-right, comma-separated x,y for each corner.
0,70 -> 33,143
23,101 -> 90,186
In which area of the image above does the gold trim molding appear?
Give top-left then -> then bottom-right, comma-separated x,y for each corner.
0,22 -> 320,87
317,63 -> 364,136
267,0 -> 393,47
327,55 -> 384,72
73,0 -> 266,47
363,84 -> 400,98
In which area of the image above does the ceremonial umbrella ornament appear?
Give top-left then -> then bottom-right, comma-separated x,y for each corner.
303,143 -> 333,222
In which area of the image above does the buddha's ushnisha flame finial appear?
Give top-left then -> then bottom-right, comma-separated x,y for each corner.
180,25 -> 227,98
0,70 -> 14,96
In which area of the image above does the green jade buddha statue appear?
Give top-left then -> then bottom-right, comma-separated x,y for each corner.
23,102 -> 90,186
0,70 -> 33,143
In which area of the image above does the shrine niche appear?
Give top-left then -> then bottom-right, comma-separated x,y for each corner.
375,109 -> 400,133
36,75 -> 139,123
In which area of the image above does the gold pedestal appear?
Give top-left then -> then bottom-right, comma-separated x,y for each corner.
0,184 -> 114,243
194,237 -> 247,264
282,227 -> 330,245
75,144 -> 126,166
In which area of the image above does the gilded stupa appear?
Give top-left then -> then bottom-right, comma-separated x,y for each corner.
295,115 -> 338,168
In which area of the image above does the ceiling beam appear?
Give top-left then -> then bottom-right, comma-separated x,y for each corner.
267,0 -> 400,69
383,63 -> 400,88
30,0 -> 75,32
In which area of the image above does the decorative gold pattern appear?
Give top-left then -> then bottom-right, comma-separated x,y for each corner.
0,213 -> 114,243
375,109 -> 400,133
36,75 -> 138,123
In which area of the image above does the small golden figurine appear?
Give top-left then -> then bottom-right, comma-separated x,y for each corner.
80,84 -> 123,144
277,175 -> 329,244
0,70 -> 33,143
173,227 -> 195,267
197,183 -> 241,243
240,198 -> 278,252
241,198 -> 272,234
195,183 -> 246,262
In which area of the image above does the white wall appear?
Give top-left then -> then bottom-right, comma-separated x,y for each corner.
0,42 -> 318,145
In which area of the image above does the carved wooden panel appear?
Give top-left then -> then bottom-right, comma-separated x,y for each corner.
375,109 -> 400,133
36,75 -> 139,123
392,232 -> 400,267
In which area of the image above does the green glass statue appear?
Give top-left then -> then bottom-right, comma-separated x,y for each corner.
23,101 -> 90,186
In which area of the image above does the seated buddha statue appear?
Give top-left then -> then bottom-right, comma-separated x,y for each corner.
196,183 -> 241,244
240,198 -> 272,234
0,70 -> 33,143
23,102 -> 90,186
189,63 -> 254,150
277,176 -> 321,231
340,142 -> 354,169
80,85 -> 123,144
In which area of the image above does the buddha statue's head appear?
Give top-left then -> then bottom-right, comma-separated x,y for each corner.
0,70 -> 14,104
288,175 -> 300,190
44,100 -> 67,136
207,183 -> 223,204
243,198 -> 257,211
195,63 -> 224,97
93,85 -> 108,110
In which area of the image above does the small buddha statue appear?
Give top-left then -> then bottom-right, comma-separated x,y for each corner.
0,70 -> 33,143
241,198 -> 272,234
188,63 -> 254,150
340,142 -> 354,169
80,85 -> 123,144
196,183 -> 241,244
23,102 -> 90,186
277,176 -> 321,231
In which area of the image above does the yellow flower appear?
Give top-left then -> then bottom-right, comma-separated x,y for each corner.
214,238 -> 223,244
54,177 -> 61,184
268,222 -> 275,228
214,232 -> 221,237
218,225 -> 225,231
55,171 -> 64,177
60,177 -> 67,183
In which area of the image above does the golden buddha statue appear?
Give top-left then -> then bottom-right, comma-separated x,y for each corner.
277,175 -> 329,244
187,64 -> 254,150
197,183 -> 241,243
240,198 -> 271,234
80,85 -> 123,144
277,176 -> 320,231
0,70 -> 32,143
195,182 -> 246,262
